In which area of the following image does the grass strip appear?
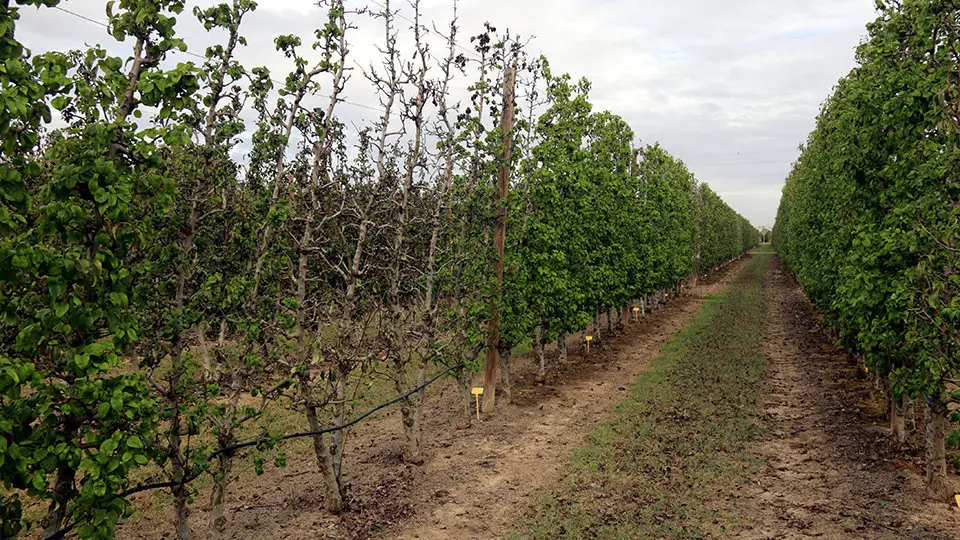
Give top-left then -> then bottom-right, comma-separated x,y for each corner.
511,252 -> 771,539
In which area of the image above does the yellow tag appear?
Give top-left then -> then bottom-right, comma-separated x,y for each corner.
955,494 -> 960,508
632,307 -> 640,312
585,336 -> 593,342
472,388 -> 484,420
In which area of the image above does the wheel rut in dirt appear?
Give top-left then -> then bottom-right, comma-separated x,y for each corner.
739,256 -> 960,539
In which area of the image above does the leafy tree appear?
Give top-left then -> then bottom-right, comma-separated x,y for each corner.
135,2 -> 258,537
0,0 -> 200,537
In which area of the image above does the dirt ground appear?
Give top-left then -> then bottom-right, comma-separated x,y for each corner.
120,259 -> 749,540
737,256 -> 960,539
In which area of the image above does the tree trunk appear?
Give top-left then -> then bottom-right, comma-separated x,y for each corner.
306,375 -> 347,513
906,397 -> 918,441
534,325 -> 545,382
208,451 -> 232,539
558,333 -> 567,364
167,393 -> 192,540
207,319 -> 226,382
399,357 -> 427,464
592,310 -> 601,343
305,401 -> 346,512
196,323 -> 213,383
209,374 -> 242,539
319,431 -> 345,512
172,482 -> 192,540
606,308 -> 613,336
499,345 -> 512,405
40,466 -> 76,539
924,396 -> 950,499
456,365 -> 473,428
890,393 -> 906,449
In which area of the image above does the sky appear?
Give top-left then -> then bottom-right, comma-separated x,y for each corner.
16,0 -> 881,229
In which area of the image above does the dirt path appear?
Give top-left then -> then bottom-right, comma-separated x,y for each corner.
738,256 -> 960,539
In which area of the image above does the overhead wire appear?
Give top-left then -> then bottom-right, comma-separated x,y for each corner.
54,5 -> 108,28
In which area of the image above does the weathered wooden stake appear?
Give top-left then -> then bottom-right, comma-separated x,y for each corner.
482,64 -> 517,413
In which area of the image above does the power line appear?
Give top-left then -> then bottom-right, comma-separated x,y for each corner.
54,5 -> 107,28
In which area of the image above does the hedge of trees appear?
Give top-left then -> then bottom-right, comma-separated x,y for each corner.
0,1 -> 758,538
774,0 -> 960,498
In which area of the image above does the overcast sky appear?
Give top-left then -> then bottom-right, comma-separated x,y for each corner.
18,0 -> 880,228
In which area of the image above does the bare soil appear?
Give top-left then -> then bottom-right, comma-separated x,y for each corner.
737,256 -> 960,539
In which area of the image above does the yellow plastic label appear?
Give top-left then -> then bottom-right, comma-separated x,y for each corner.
472,388 -> 484,420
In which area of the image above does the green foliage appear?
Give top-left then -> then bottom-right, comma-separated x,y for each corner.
502,59 -> 758,348
774,0 -> 959,459
0,2 -> 762,536
695,184 -> 758,273
636,144 -> 697,288
0,0 -> 204,537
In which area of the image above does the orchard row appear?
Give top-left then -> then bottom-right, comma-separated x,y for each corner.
774,0 -> 959,499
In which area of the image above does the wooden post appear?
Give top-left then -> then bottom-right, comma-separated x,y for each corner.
482,64 -> 517,413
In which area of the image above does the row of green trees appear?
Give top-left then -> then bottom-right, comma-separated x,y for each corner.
774,0 -> 959,498
0,1 -> 758,538
502,70 -> 760,381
